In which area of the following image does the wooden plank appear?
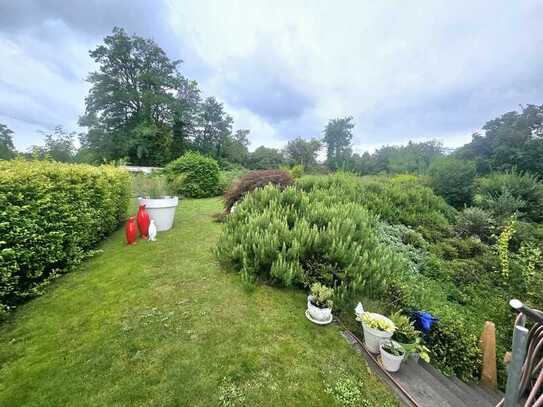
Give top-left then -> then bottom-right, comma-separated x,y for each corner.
480,321 -> 498,390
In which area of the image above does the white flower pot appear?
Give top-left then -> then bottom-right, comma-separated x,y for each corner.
307,296 -> 332,322
138,196 -> 179,232
380,344 -> 404,372
361,313 -> 395,353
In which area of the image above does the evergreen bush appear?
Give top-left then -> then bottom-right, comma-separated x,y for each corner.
165,151 -> 220,198
0,160 -> 130,315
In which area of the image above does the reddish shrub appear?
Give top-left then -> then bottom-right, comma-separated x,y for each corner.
224,170 -> 293,212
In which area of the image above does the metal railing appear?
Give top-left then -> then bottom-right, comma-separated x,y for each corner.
498,299 -> 543,407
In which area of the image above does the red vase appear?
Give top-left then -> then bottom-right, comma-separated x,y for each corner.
137,204 -> 150,239
125,216 -> 137,245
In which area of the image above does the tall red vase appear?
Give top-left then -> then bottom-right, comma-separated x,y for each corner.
125,216 -> 137,245
137,204 -> 150,239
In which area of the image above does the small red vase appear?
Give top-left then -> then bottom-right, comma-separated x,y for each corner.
125,216 -> 137,245
137,204 -> 150,239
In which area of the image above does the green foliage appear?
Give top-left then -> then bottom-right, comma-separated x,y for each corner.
497,217 -> 516,281
455,207 -> 495,242
216,184 -> 405,301
297,173 -> 455,240
350,140 -> 444,175
310,283 -> 334,308
455,104 -> 543,177
429,157 -> 477,208
0,160 -> 130,313
381,340 -> 405,356
80,27 -> 182,165
131,173 -> 173,198
165,151 -> 220,198
358,313 -> 395,333
475,170 -> 543,222
284,137 -> 321,168
0,123 -> 16,160
323,117 -> 354,170
245,146 -> 285,169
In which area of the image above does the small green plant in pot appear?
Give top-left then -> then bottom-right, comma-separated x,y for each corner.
306,283 -> 333,324
390,311 -> 430,363
380,340 -> 405,372
356,310 -> 395,354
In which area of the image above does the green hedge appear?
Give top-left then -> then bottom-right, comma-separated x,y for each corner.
165,151 -> 220,198
0,160 -> 130,315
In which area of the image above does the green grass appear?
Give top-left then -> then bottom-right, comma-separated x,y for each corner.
0,198 -> 396,406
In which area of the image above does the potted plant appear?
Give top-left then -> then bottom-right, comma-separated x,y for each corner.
306,283 -> 333,324
356,310 -> 395,353
390,311 -> 430,363
380,340 -> 405,372
133,174 -> 179,232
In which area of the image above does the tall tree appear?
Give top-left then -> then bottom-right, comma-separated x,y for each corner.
284,137 -> 321,167
455,104 -> 543,177
223,129 -> 250,164
195,97 -> 233,159
171,77 -> 201,159
32,126 -> 77,162
0,123 -> 16,160
245,146 -> 285,169
79,27 -> 182,165
322,116 -> 354,170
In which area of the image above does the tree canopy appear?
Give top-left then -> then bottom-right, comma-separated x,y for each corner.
284,137 -> 321,167
322,116 -> 354,170
0,123 -> 15,160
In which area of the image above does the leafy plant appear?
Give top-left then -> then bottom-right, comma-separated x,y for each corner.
216,184 -> 404,301
223,169 -> 292,213
309,283 -> 334,308
475,170 -> 543,222
131,173 -> 174,198
497,216 -> 516,280
381,340 -> 404,357
455,207 -> 495,242
428,157 -> 477,208
164,151 -> 220,198
357,312 -> 395,333
390,312 -> 430,362
0,160 -> 130,314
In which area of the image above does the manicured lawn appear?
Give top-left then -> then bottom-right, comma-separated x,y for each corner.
0,198 -> 396,406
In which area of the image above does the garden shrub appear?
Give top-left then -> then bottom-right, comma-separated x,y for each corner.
297,173 -> 456,240
223,170 -> 293,212
165,151 -> 220,198
455,207 -> 495,242
474,170 -> 543,222
428,157 -> 477,208
216,184 -> 405,301
0,160 -> 130,315
217,168 -> 248,195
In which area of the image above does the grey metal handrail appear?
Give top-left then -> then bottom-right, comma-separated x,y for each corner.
498,299 -> 543,407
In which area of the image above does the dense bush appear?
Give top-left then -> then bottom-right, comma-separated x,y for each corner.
297,173 -> 455,240
428,157 -> 477,208
0,160 -> 130,315
455,207 -> 495,242
165,151 -> 220,198
474,170 -> 543,222
216,185 -> 405,301
223,169 -> 293,212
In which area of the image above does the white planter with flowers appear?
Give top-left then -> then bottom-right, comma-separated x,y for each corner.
380,340 -> 405,372
305,283 -> 334,325
356,310 -> 396,354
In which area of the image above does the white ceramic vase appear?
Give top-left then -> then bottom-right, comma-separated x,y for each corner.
307,296 -> 332,322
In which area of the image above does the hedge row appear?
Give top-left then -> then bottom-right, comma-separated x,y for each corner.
0,160 -> 130,315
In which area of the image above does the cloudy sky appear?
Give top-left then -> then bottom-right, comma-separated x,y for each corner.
1,1 -> 542,153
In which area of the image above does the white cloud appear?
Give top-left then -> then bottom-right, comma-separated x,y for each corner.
1,0 -> 543,152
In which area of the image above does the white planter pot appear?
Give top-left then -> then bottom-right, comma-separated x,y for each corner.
380,344 -> 404,372
138,196 -> 179,232
307,296 -> 332,322
361,313 -> 395,353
